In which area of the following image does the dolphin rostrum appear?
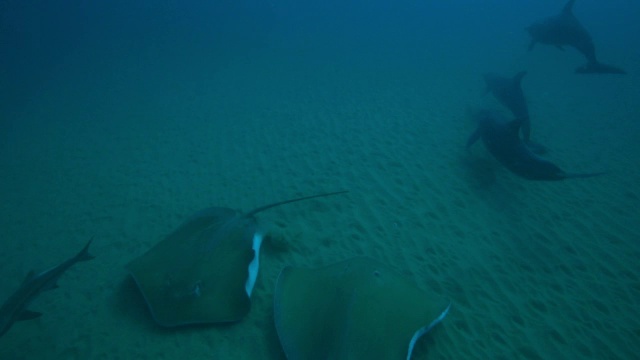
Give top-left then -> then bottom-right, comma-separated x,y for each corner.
526,0 -> 626,74
0,240 -> 94,338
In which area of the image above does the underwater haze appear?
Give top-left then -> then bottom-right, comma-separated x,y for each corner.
1,0 -> 639,359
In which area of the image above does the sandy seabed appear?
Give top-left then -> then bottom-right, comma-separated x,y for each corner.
1,45 -> 639,360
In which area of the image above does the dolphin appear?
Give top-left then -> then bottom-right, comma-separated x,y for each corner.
483,71 -> 547,153
483,71 -> 531,141
466,110 -> 603,181
526,0 -> 626,74
0,240 -> 94,338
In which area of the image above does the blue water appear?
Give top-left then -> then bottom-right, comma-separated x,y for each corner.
1,1 -> 639,359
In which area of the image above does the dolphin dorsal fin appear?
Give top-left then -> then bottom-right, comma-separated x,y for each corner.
22,270 -> 36,284
513,71 -> 527,85
562,0 -> 576,15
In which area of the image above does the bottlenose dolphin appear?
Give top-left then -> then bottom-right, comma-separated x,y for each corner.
526,0 -> 626,74
466,110 -> 603,181
0,240 -> 94,338
483,71 -> 547,154
483,71 -> 531,141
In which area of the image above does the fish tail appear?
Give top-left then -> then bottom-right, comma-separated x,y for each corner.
76,238 -> 95,262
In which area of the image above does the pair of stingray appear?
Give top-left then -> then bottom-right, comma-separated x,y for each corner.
127,191 -> 450,359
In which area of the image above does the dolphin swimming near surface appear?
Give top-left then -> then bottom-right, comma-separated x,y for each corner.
0,240 -> 94,338
466,110 -> 603,181
526,0 -> 626,74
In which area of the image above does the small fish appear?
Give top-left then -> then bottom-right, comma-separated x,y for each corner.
0,239 -> 94,338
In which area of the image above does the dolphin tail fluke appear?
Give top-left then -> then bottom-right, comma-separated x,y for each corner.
563,171 -> 606,179
576,61 -> 626,75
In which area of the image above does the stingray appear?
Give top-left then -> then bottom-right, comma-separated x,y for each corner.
126,190 -> 348,327
274,257 -> 451,360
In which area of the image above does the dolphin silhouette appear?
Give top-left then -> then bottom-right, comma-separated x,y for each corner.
526,0 -> 626,74
483,71 -> 531,140
483,71 -> 547,153
466,110 -> 604,181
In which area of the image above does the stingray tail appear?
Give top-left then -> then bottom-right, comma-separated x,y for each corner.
563,171 -> 606,179
245,191 -> 349,216
576,61 -> 626,75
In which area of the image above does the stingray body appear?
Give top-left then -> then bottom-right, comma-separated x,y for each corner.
126,191 -> 347,327
526,0 -> 625,74
274,257 -> 450,360
466,110 -> 603,181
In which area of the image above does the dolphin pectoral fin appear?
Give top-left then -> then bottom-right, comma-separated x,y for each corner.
466,128 -> 482,150
513,71 -> 527,84
42,282 -> 60,292
525,141 -> 548,155
18,310 -> 42,321
576,61 -> 626,75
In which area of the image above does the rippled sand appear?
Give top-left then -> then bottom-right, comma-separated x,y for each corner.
1,48 -> 639,359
